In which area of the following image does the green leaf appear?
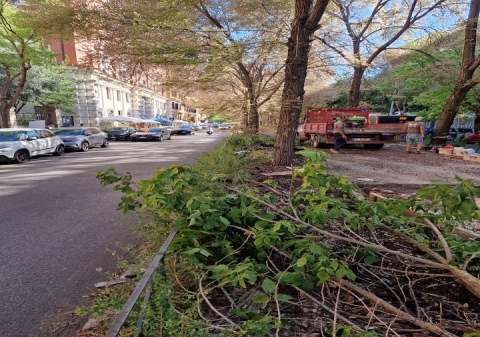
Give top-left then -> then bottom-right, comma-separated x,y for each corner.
219,216 -> 230,225
199,249 -> 211,257
316,270 -> 330,284
253,294 -> 270,304
276,293 -> 293,302
363,254 -> 376,265
345,269 -> 356,281
309,244 -> 324,255
261,278 -> 276,294
272,222 -> 281,232
296,256 -> 307,267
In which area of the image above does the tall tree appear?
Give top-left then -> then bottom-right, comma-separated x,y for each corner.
26,0 -> 289,133
433,0 -> 480,144
314,0 -> 459,108
0,1 -> 53,128
271,0 -> 330,166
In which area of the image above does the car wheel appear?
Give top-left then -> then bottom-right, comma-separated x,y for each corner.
81,142 -> 89,152
168,134 -> 171,140
159,135 -> 163,142
101,139 -> 109,148
14,150 -> 29,163
53,144 -> 65,156
126,136 -> 131,141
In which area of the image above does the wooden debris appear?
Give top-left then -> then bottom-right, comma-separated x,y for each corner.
260,171 -> 292,176
94,279 -> 127,288
452,227 -> 480,241
352,190 -> 366,200
368,192 -> 387,201
357,178 -> 374,182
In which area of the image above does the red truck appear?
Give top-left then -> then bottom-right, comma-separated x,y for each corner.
297,108 -> 414,149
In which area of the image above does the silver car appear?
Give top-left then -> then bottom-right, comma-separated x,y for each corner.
0,128 -> 65,163
53,127 -> 109,152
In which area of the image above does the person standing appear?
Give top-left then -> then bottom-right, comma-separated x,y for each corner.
330,115 -> 348,154
405,116 -> 425,153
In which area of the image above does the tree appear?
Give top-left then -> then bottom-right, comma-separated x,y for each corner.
0,1 -> 61,128
433,0 -> 480,144
0,1 -> 54,128
26,0 -> 289,134
314,0 -> 461,108
271,0 -> 330,166
1,63 -> 77,114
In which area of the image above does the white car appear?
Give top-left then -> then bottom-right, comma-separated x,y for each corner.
0,128 -> 65,163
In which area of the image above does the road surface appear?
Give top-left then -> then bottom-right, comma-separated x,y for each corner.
0,132 -> 226,336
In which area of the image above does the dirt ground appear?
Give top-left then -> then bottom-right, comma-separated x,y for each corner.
321,144 -> 480,194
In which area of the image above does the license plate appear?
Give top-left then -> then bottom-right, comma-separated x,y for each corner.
352,138 -> 371,141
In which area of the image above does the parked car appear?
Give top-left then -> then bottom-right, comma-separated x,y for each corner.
218,123 -> 233,130
130,127 -> 171,141
424,127 -> 435,137
0,128 -> 65,163
53,127 -> 109,152
448,128 -> 474,140
173,124 -> 194,135
106,127 -> 137,141
467,131 -> 480,143
191,124 -> 200,131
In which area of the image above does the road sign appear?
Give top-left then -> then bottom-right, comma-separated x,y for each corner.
169,117 -> 175,121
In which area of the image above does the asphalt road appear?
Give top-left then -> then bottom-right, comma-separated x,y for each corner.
0,131 -> 227,336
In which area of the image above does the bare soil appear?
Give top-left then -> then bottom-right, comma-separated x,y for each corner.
323,144 -> 480,194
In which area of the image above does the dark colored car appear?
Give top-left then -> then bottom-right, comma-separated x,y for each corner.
424,127 -> 435,137
448,128 -> 474,140
467,131 -> 480,143
173,124 -> 193,135
106,127 -> 137,141
53,127 -> 109,152
130,127 -> 172,141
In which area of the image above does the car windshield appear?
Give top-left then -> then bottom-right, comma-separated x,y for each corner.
149,128 -> 163,132
53,129 -> 84,136
180,125 -> 190,128
0,131 -> 20,141
108,127 -> 128,132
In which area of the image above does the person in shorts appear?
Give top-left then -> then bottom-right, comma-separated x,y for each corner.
405,116 -> 425,153
330,115 -> 348,154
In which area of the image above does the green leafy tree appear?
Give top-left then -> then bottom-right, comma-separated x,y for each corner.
314,0 -> 464,108
0,1 -> 55,128
3,63 -> 77,115
433,0 -> 480,144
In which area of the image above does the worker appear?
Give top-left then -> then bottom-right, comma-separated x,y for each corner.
405,116 -> 425,154
330,115 -> 349,154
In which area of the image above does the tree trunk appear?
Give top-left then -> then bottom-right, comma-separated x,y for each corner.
348,67 -> 365,108
432,0 -> 480,145
272,0 -> 330,166
0,99 -> 11,128
43,105 -> 58,127
241,92 -> 248,131
474,114 -> 480,132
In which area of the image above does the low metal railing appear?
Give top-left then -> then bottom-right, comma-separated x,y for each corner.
105,227 -> 178,337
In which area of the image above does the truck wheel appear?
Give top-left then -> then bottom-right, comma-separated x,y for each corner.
364,144 -> 384,149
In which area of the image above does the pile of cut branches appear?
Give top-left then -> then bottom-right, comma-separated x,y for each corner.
98,140 -> 480,337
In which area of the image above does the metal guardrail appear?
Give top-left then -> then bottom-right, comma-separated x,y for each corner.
105,227 -> 178,337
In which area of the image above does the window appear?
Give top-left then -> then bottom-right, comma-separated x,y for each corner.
106,88 -> 111,100
117,91 -> 121,101
125,94 -> 130,103
89,128 -> 99,134
26,130 -> 39,139
39,130 -> 53,138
